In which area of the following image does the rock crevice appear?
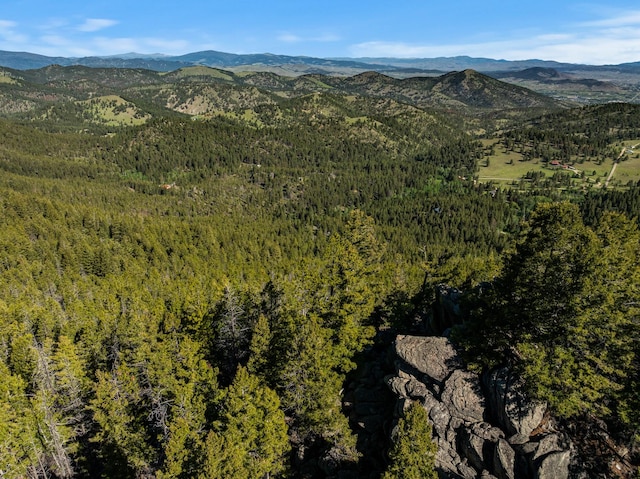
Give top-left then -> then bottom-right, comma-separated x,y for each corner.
385,335 -> 571,479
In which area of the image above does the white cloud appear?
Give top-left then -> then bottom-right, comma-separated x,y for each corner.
0,20 -> 17,30
77,18 -> 118,33
38,18 -> 70,31
349,8 -> 640,64
580,10 -> 640,28
41,35 -> 70,47
277,31 -> 340,44
278,33 -> 301,43
0,19 -> 29,47
536,33 -> 575,42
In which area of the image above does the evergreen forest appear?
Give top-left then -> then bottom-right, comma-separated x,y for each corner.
0,63 -> 638,478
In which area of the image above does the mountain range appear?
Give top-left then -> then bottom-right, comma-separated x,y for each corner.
1,49 -> 639,76
2,49 -> 639,104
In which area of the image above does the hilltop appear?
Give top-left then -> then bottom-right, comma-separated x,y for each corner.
0,64 -> 562,126
1,49 -> 640,104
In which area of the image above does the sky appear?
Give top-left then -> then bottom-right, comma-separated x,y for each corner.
1,1 -> 640,65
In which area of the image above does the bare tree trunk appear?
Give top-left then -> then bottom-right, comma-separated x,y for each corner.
33,342 -> 74,479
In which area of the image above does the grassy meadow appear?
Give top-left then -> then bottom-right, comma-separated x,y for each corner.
477,138 -> 640,189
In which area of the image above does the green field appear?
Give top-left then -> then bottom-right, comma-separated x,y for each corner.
76,95 -> 150,126
613,141 -> 640,186
477,138 -> 640,189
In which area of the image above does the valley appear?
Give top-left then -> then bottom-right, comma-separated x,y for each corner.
0,59 -> 638,478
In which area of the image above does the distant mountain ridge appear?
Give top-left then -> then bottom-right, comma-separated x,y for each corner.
0,50 -> 392,73
2,49 -> 640,76
1,49 -> 639,104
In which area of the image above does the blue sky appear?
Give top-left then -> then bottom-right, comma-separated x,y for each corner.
1,1 -> 640,64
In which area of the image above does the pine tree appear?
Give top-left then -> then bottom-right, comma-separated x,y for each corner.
246,314 -> 272,378
0,361 -> 40,479
279,314 -> 357,457
383,402 -> 437,479
202,367 -> 290,478
90,362 -> 155,477
461,203 -> 640,418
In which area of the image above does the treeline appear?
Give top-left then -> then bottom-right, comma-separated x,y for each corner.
498,103 -> 640,162
581,186 -> 640,225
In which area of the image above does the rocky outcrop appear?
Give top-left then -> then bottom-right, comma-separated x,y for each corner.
395,335 -> 462,385
483,367 -> 547,439
385,335 -> 572,479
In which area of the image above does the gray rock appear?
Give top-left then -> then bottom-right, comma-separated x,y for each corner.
484,367 -> 546,438
535,450 -> 570,479
459,426 -> 489,471
456,459 -> 480,479
471,421 -> 504,442
460,422 -> 504,471
435,440 -> 461,477
417,394 -> 472,478
532,433 -> 564,462
394,335 -> 461,384
385,376 -> 409,398
493,439 -> 516,479
396,363 -> 415,380
404,377 -> 431,400
446,417 -> 462,445
435,439 -> 476,479
422,392 -> 451,440
520,441 -> 539,456
386,331 -> 576,479
441,369 -> 485,423
507,433 -> 529,445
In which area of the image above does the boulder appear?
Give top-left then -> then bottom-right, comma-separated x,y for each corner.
394,335 -> 461,385
419,394 -> 471,477
457,459 -> 480,479
385,327 -> 576,479
385,376 -> 409,398
404,377 -> 432,400
421,392 -> 451,441
535,450 -> 570,479
459,426 -> 489,471
484,367 -> 546,438
493,438 -> 516,479
435,438 -> 477,479
507,433 -> 529,445
460,422 -> 504,471
532,433 -> 564,462
441,369 -> 485,423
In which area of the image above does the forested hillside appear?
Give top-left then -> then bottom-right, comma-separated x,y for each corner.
0,65 -> 638,478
